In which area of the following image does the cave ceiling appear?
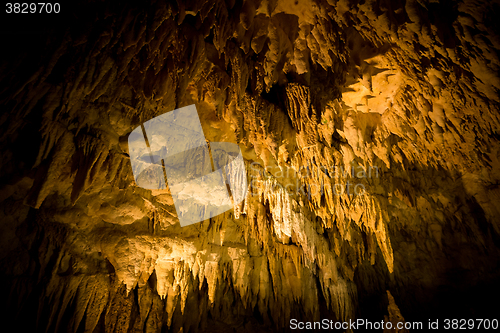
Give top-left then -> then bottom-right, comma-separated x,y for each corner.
0,0 -> 500,332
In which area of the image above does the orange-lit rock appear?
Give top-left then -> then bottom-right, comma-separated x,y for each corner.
0,0 -> 499,332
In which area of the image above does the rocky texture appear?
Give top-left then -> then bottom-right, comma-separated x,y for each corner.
1,0 -> 500,332
383,291 -> 409,333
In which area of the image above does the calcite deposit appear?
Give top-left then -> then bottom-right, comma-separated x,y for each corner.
0,0 -> 499,332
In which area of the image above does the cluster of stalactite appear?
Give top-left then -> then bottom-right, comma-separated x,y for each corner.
0,0 -> 499,332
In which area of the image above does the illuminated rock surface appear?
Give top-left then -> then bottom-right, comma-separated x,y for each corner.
0,0 -> 499,332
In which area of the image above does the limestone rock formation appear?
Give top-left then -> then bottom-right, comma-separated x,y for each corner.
1,0 -> 499,332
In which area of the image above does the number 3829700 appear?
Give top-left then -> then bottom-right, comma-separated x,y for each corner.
6,3 -> 60,14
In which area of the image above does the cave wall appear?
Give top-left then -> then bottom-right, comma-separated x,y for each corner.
1,0 -> 500,332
